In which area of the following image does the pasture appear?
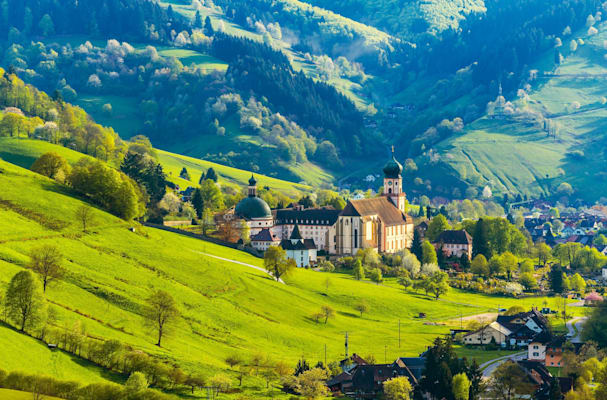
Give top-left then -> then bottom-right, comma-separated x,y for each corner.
0,157 -> 570,397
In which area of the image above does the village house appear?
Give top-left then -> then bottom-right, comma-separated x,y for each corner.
327,355 -> 418,399
463,322 -> 511,346
250,228 -> 280,252
433,229 -> 473,260
463,309 -> 549,348
496,309 -> 549,347
517,360 -> 573,399
528,332 -> 552,362
545,337 -> 566,368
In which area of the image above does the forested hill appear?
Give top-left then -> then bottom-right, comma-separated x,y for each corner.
0,0 -> 187,42
1,0 -> 606,200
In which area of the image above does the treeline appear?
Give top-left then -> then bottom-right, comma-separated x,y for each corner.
0,369 -> 172,400
0,68 -> 122,161
211,32 -> 291,68
0,0 -> 187,43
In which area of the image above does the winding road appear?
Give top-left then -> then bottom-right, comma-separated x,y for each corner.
480,351 -> 527,379
481,316 -> 588,379
566,316 -> 587,343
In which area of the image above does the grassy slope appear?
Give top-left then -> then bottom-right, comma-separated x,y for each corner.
0,138 -> 310,197
434,22 -> 607,200
0,157 -> 566,397
0,389 -> 63,400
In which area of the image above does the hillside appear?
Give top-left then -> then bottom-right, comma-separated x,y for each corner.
433,21 -> 607,201
0,157 -> 562,397
300,0 -> 486,40
0,138 -> 311,197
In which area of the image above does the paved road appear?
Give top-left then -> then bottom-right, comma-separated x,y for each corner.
566,316 -> 588,343
481,316 -> 588,379
194,251 -> 285,284
480,351 -> 527,379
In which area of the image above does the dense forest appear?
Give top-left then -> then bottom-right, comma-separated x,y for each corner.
0,0 -> 603,198
0,0 -> 372,178
0,0 -> 186,43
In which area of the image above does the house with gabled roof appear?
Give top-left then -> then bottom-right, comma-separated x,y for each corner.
279,225 -> 317,267
433,229 -> 473,260
250,228 -> 280,252
463,321 -> 512,346
328,357 -> 418,399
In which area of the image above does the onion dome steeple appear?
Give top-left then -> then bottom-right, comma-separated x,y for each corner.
247,174 -> 257,197
383,146 -> 403,179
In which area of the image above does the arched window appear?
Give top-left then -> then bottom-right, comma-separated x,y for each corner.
388,188 -> 392,194
354,229 -> 358,248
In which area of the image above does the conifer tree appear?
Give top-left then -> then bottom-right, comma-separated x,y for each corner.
550,264 -> 564,294
548,377 -> 562,400
192,188 -> 204,218
353,259 -> 365,280
204,16 -> 214,36
205,167 -> 218,182
194,11 -> 203,28
472,218 -> 491,259
411,229 -> 423,263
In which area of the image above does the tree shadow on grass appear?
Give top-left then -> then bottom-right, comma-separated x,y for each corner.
0,320 -> 125,384
69,354 -> 125,384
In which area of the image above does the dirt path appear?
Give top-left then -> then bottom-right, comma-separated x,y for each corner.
193,251 -> 285,284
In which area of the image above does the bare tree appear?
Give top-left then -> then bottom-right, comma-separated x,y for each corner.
30,245 -> 64,293
145,290 -> 179,347
75,204 -> 94,232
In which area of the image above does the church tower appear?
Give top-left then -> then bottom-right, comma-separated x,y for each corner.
248,175 -> 257,197
382,146 -> 406,213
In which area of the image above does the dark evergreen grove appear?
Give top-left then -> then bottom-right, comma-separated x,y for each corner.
0,0 -> 187,42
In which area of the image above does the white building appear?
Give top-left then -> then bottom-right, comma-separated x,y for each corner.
279,225 -> 317,267
274,207 -> 340,253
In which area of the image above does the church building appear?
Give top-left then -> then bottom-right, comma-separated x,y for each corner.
335,149 -> 414,255
233,149 -> 414,258
234,175 -> 274,236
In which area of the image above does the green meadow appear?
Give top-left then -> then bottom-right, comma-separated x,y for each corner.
0,156 -> 568,397
435,21 -> 607,200
0,389 -> 63,400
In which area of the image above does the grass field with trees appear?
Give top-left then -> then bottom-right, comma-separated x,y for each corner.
0,156 -> 570,398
